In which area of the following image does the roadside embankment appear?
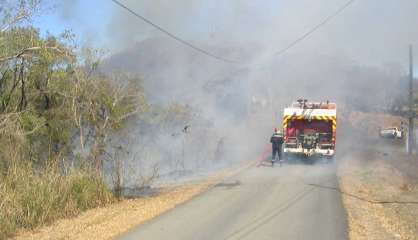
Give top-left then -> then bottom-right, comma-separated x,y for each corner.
12,182 -> 212,240
12,155 -> 259,240
0,164 -> 113,240
339,147 -> 418,240
338,111 -> 418,240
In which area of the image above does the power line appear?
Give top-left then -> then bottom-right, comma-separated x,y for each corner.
111,0 -> 356,67
110,0 -> 238,64
269,0 -> 356,61
245,0 -> 357,70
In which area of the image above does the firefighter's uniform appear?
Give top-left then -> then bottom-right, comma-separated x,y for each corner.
270,131 -> 284,161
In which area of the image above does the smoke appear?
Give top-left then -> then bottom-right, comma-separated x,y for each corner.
53,0 -> 418,189
102,0 -> 417,115
58,0 -> 80,21
105,0 -> 418,65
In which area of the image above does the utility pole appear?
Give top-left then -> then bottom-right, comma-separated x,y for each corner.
408,45 -> 414,155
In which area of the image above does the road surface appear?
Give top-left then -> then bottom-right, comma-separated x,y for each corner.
118,161 -> 347,240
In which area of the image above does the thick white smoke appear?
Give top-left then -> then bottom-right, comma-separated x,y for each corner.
55,0 -> 417,191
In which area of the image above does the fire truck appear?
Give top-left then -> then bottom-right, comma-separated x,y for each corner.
282,99 -> 337,161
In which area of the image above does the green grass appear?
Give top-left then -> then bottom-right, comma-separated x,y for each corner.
0,163 -> 114,239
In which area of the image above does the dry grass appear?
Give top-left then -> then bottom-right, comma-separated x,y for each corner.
10,156 -> 256,240
12,180 -> 216,240
339,151 -> 418,240
345,111 -> 405,136
338,110 -> 418,240
0,163 -> 114,240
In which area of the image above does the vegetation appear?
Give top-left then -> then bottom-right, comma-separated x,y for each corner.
0,164 -> 113,238
0,1 -> 147,238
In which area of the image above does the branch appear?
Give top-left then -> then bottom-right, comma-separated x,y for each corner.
0,111 -> 25,132
0,46 -> 75,63
1,12 -> 28,33
117,108 -> 140,122
1,0 -> 42,33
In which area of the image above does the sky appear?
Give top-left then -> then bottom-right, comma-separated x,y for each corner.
33,0 -> 418,73
34,0 -> 113,49
34,0 -> 286,49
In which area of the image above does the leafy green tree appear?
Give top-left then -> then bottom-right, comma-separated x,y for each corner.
0,1 -> 147,172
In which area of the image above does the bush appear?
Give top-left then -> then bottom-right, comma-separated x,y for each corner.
0,163 -> 114,239
0,3 -> 146,239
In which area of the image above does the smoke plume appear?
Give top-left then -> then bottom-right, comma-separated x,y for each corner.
55,0 -> 418,189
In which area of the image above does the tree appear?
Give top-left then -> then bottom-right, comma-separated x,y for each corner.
0,11 -> 147,172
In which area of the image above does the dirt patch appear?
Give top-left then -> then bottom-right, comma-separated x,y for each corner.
338,148 -> 418,240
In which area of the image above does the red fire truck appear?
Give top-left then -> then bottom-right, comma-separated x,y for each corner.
282,99 -> 337,161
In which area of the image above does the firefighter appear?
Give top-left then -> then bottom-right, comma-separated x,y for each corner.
215,137 -> 225,162
270,128 -> 284,166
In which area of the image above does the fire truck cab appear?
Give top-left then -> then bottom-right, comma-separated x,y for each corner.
282,99 -> 337,161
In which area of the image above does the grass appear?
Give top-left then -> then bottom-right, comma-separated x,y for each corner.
0,163 -> 114,240
359,169 -> 374,181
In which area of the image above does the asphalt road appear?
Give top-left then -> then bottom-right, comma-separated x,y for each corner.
118,161 -> 347,240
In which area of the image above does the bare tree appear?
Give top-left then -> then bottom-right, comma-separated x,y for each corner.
0,0 -> 42,33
